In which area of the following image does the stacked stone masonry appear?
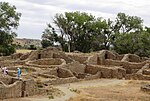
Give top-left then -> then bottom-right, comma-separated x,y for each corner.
0,47 -> 150,99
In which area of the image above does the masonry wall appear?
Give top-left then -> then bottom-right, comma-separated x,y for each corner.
67,54 -> 88,64
0,81 -> 22,99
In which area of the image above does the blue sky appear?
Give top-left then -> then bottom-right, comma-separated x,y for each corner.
1,0 -> 150,39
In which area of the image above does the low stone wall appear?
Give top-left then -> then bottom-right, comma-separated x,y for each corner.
44,68 -> 58,76
57,67 -> 74,78
143,69 -> 150,75
0,79 -> 46,99
22,79 -> 46,97
129,54 -> 141,62
0,60 -> 25,67
0,81 -> 22,99
11,53 -> 23,60
85,65 -> 126,79
141,84 -> 150,92
86,54 -> 98,65
67,54 -> 88,64
84,72 -> 101,80
105,51 -> 117,60
53,52 -> 73,64
28,58 -> 66,65
26,58 -> 66,68
121,54 -> 141,63
104,59 -> 145,70
0,75 -> 13,85
48,77 -> 79,85
62,61 -> 86,74
0,56 -> 12,61
125,74 -> 150,80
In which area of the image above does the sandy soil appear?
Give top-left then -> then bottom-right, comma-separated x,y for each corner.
1,79 -> 150,101
67,80 -> 150,101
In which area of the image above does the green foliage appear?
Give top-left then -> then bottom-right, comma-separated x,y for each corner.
114,12 -> 143,33
113,31 -> 150,57
0,2 -> 21,56
42,11 -> 150,57
28,45 -> 37,50
69,88 -> 81,94
42,11 -> 110,52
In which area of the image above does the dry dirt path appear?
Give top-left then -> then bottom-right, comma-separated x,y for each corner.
1,79 -> 127,101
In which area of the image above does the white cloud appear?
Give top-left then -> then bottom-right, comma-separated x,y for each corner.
1,0 -> 150,39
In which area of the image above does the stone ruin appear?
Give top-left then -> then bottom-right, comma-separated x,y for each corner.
0,47 -> 150,99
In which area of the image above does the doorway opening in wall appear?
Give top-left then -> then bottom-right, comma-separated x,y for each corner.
38,54 -> 41,59
105,53 -> 108,59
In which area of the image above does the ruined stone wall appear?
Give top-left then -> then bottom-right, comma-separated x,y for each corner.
57,67 -> 74,78
62,61 -> 86,74
104,59 -> 145,69
105,51 -> 117,60
53,52 -> 73,64
0,79 -> 46,99
86,54 -> 98,65
11,53 -> 23,60
85,65 -> 126,79
121,54 -> 130,62
44,68 -> 58,76
128,54 -> 141,62
0,60 -> 25,67
20,52 -> 31,60
29,58 -> 65,65
67,54 -> 88,64
121,54 -> 141,63
0,56 -> 11,61
0,75 -> 13,85
125,74 -> 150,80
22,79 -> 43,97
0,81 -> 22,99
84,72 -> 101,80
48,77 -> 79,85
26,58 -> 66,68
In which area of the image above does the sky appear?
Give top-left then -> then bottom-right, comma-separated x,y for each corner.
1,0 -> 150,39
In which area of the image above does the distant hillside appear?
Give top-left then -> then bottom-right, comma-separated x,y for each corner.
13,38 -> 42,48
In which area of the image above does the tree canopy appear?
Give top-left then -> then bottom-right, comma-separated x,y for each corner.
42,11 -> 150,57
0,2 -> 21,56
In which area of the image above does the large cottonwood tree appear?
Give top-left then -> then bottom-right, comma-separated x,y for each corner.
0,2 -> 21,56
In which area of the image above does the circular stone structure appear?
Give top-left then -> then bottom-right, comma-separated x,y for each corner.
141,84 -> 150,92
26,58 -> 66,68
7,66 -> 36,77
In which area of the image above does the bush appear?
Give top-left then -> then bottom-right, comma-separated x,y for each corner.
0,45 -> 16,56
28,45 -> 37,50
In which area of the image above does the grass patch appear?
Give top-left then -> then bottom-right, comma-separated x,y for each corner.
48,95 -> 54,99
69,88 -> 80,94
47,92 -> 55,99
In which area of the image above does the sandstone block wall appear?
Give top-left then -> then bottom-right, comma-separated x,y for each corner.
62,61 -> 86,74
85,65 -> 126,79
67,54 -> 88,64
57,67 -> 74,78
48,77 -> 79,85
22,79 -> 40,97
0,81 -> 22,99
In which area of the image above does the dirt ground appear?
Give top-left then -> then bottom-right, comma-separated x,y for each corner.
67,80 -> 150,101
16,49 -> 32,53
1,79 -> 150,101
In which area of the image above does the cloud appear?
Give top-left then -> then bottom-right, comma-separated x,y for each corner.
1,0 -> 150,39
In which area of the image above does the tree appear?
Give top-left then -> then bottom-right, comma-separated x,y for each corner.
113,13 -> 143,34
42,11 -> 109,52
0,2 -> 21,56
113,31 -> 150,57
41,24 -> 58,48
111,13 -> 145,55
